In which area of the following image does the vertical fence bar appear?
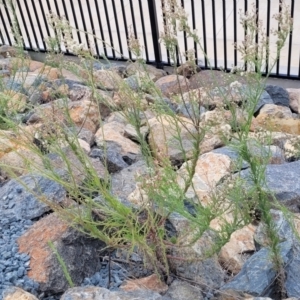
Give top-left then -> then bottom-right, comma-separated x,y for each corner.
233,0 -> 237,68
212,0 -> 217,68
147,0 -> 162,68
255,0 -> 259,73
112,0 -> 123,57
77,0 -> 90,51
0,4 -> 12,45
60,0 -> 72,54
129,0 -> 137,39
86,0 -> 100,57
287,0 -> 294,77
46,0 -> 61,52
161,0 -> 170,65
38,0 -> 51,42
103,0 -> 116,59
244,0 -> 248,71
138,0 -> 149,62
23,0 -> 39,49
2,0 -> 16,45
69,0 -> 81,45
120,0 -> 131,60
265,0 -> 271,74
201,0 -> 208,68
31,0 -> 46,50
222,0 -> 227,70
181,0 -> 188,62
15,0 -> 32,49
94,0 -> 107,58
276,0 -> 282,76
190,0 -> 198,64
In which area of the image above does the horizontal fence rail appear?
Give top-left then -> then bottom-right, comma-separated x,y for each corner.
0,0 -> 299,79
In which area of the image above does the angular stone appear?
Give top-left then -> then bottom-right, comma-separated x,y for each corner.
219,224 -> 257,275
0,130 -> 19,158
264,85 -> 290,107
1,90 -> 28,113
221,241 -> 292,296
93,69 -> 123,91
3,287 -> 38,300
0,45 -> 17,58
148,115 -> 195,165
33,66 -> 61,81
0,174 -> 66,220
17,213 -> 105,293
47,146 -> 106,185
95,121 -> 141,160
155,75 -> 190,97
287,88 -> 300,113
253,90 -> 274,114
60,286 -> 163,300
189,70 -> 249,90
177,152 -> 232,203
111,160 -> 147,204
69,84 -> 113,119
285,243 -> 300,298
259,104 -> 293,119
177,62 -> 201,78
126,62 -> 167,82
240,160 -> 300,212
89,146 -> 128,173
121,274 -> 168,293
283,137 -> 300,161
68,100 -> 101,133
199,124 -> 231,155
0,148 -> 43,177
124,124 -> 149,142
163,279 -> 203,300
169,230 -> 225,292
27,98 -> 70,125
253,114 -> 300,135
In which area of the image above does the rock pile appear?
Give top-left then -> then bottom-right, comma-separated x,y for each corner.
1,45 -> 300,300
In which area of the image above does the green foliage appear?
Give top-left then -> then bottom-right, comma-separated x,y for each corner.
0,0 -> 296,293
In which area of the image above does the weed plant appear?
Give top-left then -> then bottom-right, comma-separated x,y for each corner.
0,0 -> 296,296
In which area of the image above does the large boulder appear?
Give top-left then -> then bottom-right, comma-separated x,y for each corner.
0,174 -> 66,220
264,85 -> 290,107
17,213 -> 106,294
155,75 -> 190,97
60,286 -> 163,300
240,160 -> 300,212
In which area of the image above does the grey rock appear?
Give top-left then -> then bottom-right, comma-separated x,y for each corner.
285,243 -> 300,297
176,102 -> 206,119
66,126 -> 95,146
239,160 -> 300,212
221,241 -> 293,296
265,85 -> 290,107
42,226 -> 105,294
89,146 -> 129,173
124,75 -> 140,91
111,160 -> 147,204
0,58 -> 11,70
254,90 -> 274,114
254,210 -> 295,248
0,174 -> 66,220
61,286 -> 163,300
46,79 -> 84,90
163,279 -> 203,300
212,146 -> 249,170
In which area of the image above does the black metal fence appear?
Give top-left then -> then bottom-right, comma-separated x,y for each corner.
0,0 -> 299,80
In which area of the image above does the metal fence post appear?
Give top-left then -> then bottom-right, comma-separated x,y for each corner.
147,0 -> 163,69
